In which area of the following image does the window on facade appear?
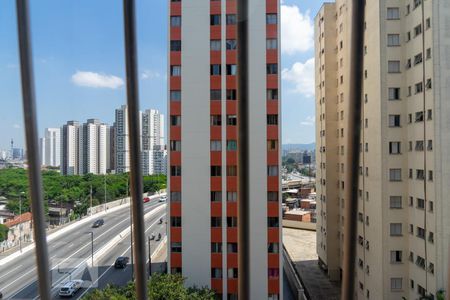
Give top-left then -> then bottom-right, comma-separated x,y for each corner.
211,268 -> 222,278
389,169 -> 402,181
416,169 -> 425,180
417,198 -> 425,209
210,15 -> 221,25
267,114 -> 278,125
268,268 -> 279,278
390,250 -> 402,263
211,64 -> 221,75
226,89 -> 237,100
226,14 -> 237,25
388,87 -> 400,100
170,140 -> 181,151
226,64 -> 237,75
387,34 -> 400,46
267,63 -> 278,75
210,89 -> 222,100
268,166 -> 278,176
211,166 -> 222,177
227,243 -> 238,253
390,223 -> 402,236
389,115 -> 401,127
227,268 -> 238,279
227,166 -> 237,176
226,39 -> 237,50
170,115 -> 181,126
227,191 -> 237,202
268,191 -> 278,202
227,217 -> 238,227
267,89 -> 278,100
388,60 -> 401,73
414,24 -> 422,36
267,140 -> 278,151
210,39 -> 221,51
211,217 -> 222,227
227,140 -> 237,151
170,65 -> 181,76
227,115 -> 237,125
391,278 -> 403,290
266,14 -> 277,24
387,7 -> 400,20
390,196 -> 402,209
211,242 -> 222,253
170,191 -> 181,202
170,40 -> 181,51
268,217 -> 279,227
211,191 -> 222,202
171,166 -> 182,176
415,111 -> 424,122
170,16 -> 181,27
389,142 -> 401,154
170,90 -> 181,101
414,53 -> 423,65
267,38 -> 277,49
268,243 -> 279,253
171,216 -> 182,227
211,115 -> 222,126
171,242 -> 182,252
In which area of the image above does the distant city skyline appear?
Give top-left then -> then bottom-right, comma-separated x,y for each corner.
0,0 -> 324,150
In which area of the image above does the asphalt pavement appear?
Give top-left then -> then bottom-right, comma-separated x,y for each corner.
0,198 -> 167,300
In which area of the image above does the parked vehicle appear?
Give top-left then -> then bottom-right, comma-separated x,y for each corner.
58,280 -> 83,297
92,219 -> 104,228
156,233 -> 161,241
114,256 -> 130,269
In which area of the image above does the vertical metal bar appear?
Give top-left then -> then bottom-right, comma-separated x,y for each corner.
237,0 -> 249,298
122,0 -> 147,299
341,1 -> 365,299
148,236 -> 151,278
15,1 -> 51,299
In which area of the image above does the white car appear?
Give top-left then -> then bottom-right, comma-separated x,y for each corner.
58,280 -> 83,297
159,196 -> 167,202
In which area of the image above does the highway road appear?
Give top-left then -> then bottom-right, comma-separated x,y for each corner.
0,197 -> 167,299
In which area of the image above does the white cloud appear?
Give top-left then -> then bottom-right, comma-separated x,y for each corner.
71,71 -> 124,89
300,116 -> 315,126
13,124 -> 21,129
282,58 -> 315,97
141,70 -> 161,80
281,4 -> 314,55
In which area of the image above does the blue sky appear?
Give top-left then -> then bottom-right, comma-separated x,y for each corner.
0,0 -> 325,150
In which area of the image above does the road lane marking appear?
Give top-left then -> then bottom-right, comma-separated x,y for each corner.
0,264 -> 23,281
76,211 -> 166,299
7,204 -> 165,299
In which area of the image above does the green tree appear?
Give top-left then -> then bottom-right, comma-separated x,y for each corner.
0,224 -> 9,242
82,274 -> 214,300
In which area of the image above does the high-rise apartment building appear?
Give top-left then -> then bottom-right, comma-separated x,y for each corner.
61,121 -> 80,175
115,105 -> 131,174
142,145 -> 167,176
40,128 -> 61,167
60,119 -> 109,175
168,0 -> 281,299
142,109 -> 164,150
79,119 -> 110,175
315,1 -> 450,299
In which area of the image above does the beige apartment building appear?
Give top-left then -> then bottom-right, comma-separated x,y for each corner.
315,0 -> 450,299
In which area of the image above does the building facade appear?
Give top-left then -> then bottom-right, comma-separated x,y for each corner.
167,0 -> 282,299
40,128 -> 61,167
315,1 -> 450,299
142,109 -> 165,151
61,121 -> 80,175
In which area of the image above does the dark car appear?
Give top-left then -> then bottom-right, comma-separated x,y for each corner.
114,256 -> 129,269
92,219 -> 104,228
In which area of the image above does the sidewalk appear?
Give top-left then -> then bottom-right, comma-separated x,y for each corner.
283,227 -> 341,300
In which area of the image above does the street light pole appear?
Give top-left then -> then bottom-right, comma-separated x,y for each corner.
104,175 -> 107,212
148,236 -> 151,279
19,191 -> 24,253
